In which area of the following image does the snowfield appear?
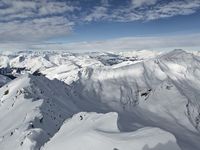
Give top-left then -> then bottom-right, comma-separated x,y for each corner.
0,49 -> 200,150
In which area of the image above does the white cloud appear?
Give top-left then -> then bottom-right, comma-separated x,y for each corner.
0,16 -> 73,42
83,0 -> 200,22
0,0 -> 200,45
84,6 -> 108,21
145,0 -> 200,20
0,0 -> 76,42
131,0 -> 158,7
0,0 -> 76,20
16,34 -> 200,52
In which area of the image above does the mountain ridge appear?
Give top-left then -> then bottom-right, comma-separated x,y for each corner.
0,50 -> 200,150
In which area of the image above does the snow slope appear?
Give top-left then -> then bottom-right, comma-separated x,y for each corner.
67,49 -> 200,150
43,112 -> 181,150
0,74 -> 79,150
0,74 -> 181,150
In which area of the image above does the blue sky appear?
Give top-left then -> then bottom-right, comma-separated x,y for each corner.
60,13 -> 200,42
0,0 -> 200,51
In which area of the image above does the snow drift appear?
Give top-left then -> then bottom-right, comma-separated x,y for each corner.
43,112 -> 180,150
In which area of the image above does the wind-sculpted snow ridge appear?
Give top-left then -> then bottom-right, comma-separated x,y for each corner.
0,49 -> 200,150
42,112 -> 181,150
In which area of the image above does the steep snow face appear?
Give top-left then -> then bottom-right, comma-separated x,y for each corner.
0,74 -> 79,150
0,74 -> 11,87
43,112 -> 181,150
157,50 -> 200,131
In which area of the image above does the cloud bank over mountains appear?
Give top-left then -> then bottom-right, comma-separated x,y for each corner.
1,33 -> 198,52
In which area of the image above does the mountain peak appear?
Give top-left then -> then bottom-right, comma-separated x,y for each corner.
158,49 -> 195,62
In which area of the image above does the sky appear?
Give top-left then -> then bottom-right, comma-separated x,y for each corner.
0,0 -> 200,52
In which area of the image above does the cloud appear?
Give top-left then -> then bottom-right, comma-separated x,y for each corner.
82,0 -> 200,22
145,0 -> 200,20
0,0 -> 76,21
131,0 -> 158,7
84,6 -> 108,21
0,0 -> 200,45
20,34 -> 200,52
0,0 -> 76,42
0,16 -> 73,42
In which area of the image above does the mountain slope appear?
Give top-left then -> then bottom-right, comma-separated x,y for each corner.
0,74 -> 181,150
68,50 -> 200,150
0,50 -> 200,150
0,74 -> 79,150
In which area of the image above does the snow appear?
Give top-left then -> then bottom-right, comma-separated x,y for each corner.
0,49 -> 200,150
0,74 -> 78,150
43,112 -> 181,150
118,49 -> 162,60
0,74 -> 11,87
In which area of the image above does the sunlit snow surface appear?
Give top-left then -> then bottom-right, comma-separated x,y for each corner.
0,50 -> 200,150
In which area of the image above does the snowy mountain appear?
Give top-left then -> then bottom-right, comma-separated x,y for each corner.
0,74 -> 78,150
0,49 -> 200,150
